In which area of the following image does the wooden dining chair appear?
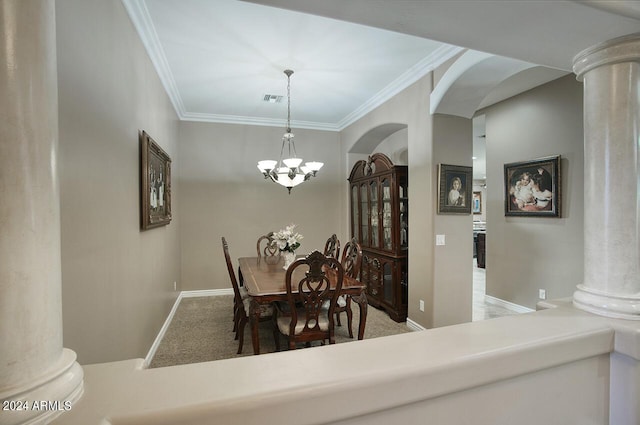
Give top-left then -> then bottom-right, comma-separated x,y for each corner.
323,234 -> 341,260
334,238 -> 363,338
257,232 -> 281,264
273,250 -> 344,350
222,237 -> 273,354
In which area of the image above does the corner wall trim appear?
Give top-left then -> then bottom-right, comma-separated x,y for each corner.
143,288 -> 233,367
406,318 -> 426,332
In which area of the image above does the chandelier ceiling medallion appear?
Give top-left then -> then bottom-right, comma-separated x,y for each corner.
257,69 -> 323,194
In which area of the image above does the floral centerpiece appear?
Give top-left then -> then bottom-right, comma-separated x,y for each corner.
271,224 -> 303,269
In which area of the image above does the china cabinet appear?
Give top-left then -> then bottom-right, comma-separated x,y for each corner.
349,153 -> 408,322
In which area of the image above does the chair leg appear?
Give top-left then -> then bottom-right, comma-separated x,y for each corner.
233,303 -> 239,333
237,315 -> 247,354
234,308 -> 240,340
336,310 -> 342,326
272,311 -> 281,352
345,297 -> 354,339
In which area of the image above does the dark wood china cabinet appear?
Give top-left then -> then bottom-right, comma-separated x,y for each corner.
349,153 -> 408,322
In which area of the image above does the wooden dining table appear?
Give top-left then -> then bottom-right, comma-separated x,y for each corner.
238,255 -> 368,355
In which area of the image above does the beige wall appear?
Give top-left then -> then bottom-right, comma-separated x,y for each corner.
340,75 -> 435,328
56,0 -> 181,364
178,122 -> 342,291
483,75 -> 584,308
432,114 -> 473,326
52,0 -> 584,364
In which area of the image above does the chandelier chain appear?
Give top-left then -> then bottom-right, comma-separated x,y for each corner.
257,68 -> 323,193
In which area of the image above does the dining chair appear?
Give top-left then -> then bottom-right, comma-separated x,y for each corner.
273,250 -> 344,350
257,232 -> 281,264
222,237 -> 273,354
334,238 -> 363,338
323,234 -> 341,260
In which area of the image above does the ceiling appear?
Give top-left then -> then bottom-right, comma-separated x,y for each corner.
123,0 -> 640,178
123,0 -> 461,130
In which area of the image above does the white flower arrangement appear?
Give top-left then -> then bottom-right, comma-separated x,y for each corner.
271,224 -> 303,253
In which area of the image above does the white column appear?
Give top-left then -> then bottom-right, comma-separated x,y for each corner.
573,33 -> 640,320
0,1 -> 83,424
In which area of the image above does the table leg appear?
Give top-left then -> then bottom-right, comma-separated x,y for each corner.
249,298 -> 261,355
351,291 -> 368,340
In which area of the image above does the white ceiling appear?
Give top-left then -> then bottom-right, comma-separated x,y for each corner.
123,0 -> 640,178
123,0 -> 462,130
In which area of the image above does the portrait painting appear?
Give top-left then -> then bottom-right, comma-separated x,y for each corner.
140,130 -> 172,230
473,191 -> 482,214
504,155 -> 561,217
438,164 -> 472,214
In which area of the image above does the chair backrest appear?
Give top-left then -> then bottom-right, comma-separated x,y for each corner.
284,250 -> 344,341
222,237 -> 243,306
257,232 -> 280,261
323,234 -> 341,260
340,237 -> 363,279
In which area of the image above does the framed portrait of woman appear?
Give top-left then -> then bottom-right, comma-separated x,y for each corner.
503,155 -> 561,217
438,164 -> 472,214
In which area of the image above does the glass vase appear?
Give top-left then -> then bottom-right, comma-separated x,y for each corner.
283,251 -> 296,270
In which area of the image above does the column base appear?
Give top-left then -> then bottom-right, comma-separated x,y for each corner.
573,284 -> 640,320
0,348 -> 84,425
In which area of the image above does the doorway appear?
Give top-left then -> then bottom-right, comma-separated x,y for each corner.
472,115 -> 487,320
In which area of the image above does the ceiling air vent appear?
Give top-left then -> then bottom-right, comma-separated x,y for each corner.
263,94 -> 283,103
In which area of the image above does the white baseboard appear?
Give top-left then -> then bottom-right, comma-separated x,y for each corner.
406,318 -> 426,332
181,288 -> 233,298
485,295 -> 534,313
143,288 -> 233,368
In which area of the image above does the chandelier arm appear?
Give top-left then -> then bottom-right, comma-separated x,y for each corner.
257,68 -> 321,193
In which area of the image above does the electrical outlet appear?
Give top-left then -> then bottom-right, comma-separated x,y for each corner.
419,300 -> 425,312
173,281 -> 177,291
436,234 -> 446,245
538,289 -> 546,300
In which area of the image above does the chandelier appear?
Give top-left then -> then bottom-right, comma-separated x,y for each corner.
257,69 -> 323,193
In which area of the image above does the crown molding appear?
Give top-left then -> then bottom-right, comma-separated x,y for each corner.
337,45 -> 464,130
181,113 -> 341,131
122,0 -> 187,116
123,0 -> 463,132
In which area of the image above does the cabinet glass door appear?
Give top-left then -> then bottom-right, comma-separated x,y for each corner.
383,261 -> 394,304
360,184 -> 369,246
370,181 -> 379,248
399,175 -> 408,249
351,185 -> 359,240
381,178 -> 392,250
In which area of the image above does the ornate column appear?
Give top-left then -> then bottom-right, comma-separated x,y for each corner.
573,33 -> 640,320
0,1 -> 83,424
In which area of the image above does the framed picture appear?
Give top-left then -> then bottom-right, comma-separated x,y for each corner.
504,155 -> 560,217
472,191 -> 482,214
140,130 -> 172,230
438,164 -> 472,214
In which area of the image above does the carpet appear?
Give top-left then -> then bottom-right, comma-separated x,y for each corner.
149,295 -> 410,368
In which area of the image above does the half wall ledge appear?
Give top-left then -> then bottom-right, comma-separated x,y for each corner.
51,304 -> 640,425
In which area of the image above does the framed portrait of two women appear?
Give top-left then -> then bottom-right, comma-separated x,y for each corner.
504,155 -> 561,217
438,164 -> 472,214
140,130 -> 172,230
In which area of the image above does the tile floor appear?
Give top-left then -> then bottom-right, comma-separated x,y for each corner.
472,259 -> 522,321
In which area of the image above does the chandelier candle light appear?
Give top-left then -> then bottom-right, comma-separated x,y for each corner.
257,69 -> 323,193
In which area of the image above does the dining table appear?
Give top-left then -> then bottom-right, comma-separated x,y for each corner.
238,255 -> 368,355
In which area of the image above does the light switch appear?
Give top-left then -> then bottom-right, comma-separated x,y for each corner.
436,234 -> 445,245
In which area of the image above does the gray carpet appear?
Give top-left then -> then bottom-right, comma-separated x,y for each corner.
149,295 -> 410,368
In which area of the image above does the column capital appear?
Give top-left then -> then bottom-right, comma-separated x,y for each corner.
573,33 -> 640,80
